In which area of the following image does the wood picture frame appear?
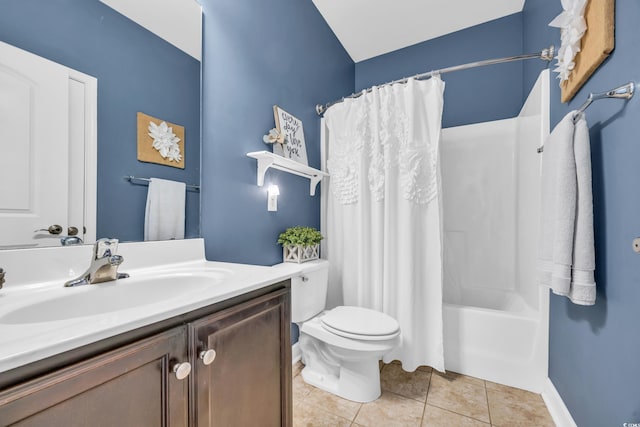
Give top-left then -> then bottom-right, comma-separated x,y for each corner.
560,0 -> 615,103
137,112 -> 185,169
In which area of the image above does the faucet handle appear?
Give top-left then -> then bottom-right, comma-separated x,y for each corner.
0,268 -> 4,289
94,238 -> 119,259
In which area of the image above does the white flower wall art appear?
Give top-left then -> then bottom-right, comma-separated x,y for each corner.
137,112 -> 185,169
549,0 -> 615,103
549,0 -> 588,83
149,121 -> 182,162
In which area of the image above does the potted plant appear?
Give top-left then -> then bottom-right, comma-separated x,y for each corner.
277,226 -> 323,263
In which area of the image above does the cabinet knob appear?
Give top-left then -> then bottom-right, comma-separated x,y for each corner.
199,349 -> 217,365
173,362 -> 192,380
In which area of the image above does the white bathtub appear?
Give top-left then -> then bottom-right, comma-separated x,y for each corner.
443,289 -> 548,392
440,70 -> 549,393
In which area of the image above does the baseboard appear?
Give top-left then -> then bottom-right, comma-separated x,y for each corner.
541,377 -> 577,427
292,342 -> 301,365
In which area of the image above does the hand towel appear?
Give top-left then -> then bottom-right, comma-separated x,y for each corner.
538,111 -> 596,305
569,114 -> 596,304
144,178 -> 186,241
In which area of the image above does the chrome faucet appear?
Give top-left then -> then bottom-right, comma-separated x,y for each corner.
64,238 -> 129,287
60,236 -> 83,246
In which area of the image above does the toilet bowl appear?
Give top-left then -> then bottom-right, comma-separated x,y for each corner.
279,260 -> 401,403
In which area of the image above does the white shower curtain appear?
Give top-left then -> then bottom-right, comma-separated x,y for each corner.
324,77 -> 446,372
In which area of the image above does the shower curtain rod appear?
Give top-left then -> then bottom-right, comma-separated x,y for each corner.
315,45 -> 555,116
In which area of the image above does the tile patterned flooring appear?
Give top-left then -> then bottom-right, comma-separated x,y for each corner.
292,361 -> 555,427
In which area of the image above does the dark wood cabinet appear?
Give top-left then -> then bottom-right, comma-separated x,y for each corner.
191,288 -> 291,427
0,283 -> 291,427
0,326 -> 189,426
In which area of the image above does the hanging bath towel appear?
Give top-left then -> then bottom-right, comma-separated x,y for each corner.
144,178 -> 186,241
538,111 -> 596,305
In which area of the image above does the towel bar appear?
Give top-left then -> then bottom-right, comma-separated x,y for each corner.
124,176 -> 200,191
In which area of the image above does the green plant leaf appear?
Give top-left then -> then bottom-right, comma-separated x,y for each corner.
277,226 -> 323,246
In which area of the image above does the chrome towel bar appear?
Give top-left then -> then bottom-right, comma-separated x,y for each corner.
124,175 -> 200,191
537,82 -> 635,153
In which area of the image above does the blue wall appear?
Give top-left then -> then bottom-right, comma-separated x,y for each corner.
524,1 -> 640,426
200,0 -> 354,266
355,13 -> 526,128
0,0 -> 201,242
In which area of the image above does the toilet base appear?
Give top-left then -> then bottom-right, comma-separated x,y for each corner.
297,312 -> 400,403
301,359 -> 381,403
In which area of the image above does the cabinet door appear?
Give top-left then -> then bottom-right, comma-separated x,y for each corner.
0,326 -> 189,426
191,288 -> 291,427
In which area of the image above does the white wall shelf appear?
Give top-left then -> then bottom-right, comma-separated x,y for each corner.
246,150 -> 329,196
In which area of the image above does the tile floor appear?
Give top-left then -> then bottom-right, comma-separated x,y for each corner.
292,361 -> 555,427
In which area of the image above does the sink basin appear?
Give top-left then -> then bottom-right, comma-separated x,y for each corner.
0,270 -> 230,324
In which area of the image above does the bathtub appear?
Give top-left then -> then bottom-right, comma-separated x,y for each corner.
443,288 -> 549,392
440,70 -> 549,393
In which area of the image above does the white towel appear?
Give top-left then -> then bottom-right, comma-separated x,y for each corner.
538,111 -> 596,305
144,178 -> 186,241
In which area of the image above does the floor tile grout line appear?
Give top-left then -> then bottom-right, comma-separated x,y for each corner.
351,402 -> 363,424
419,370 -> 433,426
299,392 -> 361,423
382,388 -> 429,405
425,400 -> 493,424
301,397 -> 356,426
425,403 -> 494,426
484,379 -> 493,426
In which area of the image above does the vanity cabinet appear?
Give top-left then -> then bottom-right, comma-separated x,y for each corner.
0,326 -> 190,426
0,284 -> 291,427
191,289 -> 291,426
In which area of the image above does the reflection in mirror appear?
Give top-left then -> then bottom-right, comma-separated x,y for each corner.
0,0 -> 201,249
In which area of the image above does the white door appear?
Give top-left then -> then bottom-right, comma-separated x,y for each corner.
0,41 -> 96,248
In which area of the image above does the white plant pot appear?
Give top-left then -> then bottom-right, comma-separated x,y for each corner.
283,244 -> 319,263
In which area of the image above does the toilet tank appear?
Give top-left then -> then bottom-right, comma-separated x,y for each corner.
288,259 -> 329,323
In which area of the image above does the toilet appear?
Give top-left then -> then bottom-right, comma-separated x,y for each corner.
286,259 -> 400,403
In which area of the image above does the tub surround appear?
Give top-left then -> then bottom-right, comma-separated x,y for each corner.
0,239 -> 301,373
439,70 -> 549,393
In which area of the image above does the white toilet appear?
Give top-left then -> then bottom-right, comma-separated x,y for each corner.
287,259 -> 400,403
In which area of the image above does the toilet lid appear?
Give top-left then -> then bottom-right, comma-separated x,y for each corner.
321,306 -> 400,340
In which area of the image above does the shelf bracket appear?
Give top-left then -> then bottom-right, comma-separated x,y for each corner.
255,158 -> 270,187
309,176 -> 322,196
247,151 -> 329,196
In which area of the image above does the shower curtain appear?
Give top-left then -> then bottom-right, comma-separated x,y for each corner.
324,77 -> 446,372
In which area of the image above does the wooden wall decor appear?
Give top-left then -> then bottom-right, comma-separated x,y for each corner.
561,0 -> 615,103
137,112 -> 185,169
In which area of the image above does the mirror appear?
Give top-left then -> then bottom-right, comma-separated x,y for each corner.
0,0 -> 201,248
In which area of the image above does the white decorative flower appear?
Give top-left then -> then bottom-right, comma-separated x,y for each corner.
262,128 -> 287,145
148,121 -> 182,162
549,0 -> 588,83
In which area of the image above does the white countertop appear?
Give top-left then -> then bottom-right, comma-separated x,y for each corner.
0,239 -> 302,373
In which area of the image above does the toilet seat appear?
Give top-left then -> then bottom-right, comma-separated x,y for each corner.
321,306 -> 400,341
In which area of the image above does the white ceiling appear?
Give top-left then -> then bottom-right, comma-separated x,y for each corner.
100,0 -> 202,60
312,0 -> 525,63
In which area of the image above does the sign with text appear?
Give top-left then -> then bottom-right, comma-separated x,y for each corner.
273,105 -> 308,166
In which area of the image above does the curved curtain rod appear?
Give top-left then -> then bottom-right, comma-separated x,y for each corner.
315,45 -> 555,116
